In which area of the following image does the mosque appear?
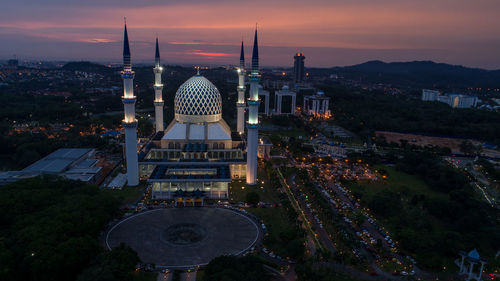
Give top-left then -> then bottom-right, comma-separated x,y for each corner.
119,23 -> 263,205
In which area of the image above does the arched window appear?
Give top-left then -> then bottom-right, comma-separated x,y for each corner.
213,143 -> 218,149
168,142 -> 174,149
219,143 -> 225,149
175,142 -> 180,149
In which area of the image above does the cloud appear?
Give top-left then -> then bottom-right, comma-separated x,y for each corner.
1,0 -> 500,68
169,41 -> 203,45
184,51 -> 237,58
80,38 -> 117,43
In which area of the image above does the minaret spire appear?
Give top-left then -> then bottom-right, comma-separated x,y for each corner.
240,40 -> 245,68
155,36 -> 160,67
123,22 -> 131,70
251,25 -> 259,74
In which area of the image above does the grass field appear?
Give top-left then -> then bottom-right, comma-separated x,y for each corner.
263,129 -> 311,139
195,270 -> 205,281
105,184 -> 146,205
350,164 -> 447,200
248,206 -> 297,257
229,167 -> 280,203
260,118 -> 312,140
347,164 -> 462,270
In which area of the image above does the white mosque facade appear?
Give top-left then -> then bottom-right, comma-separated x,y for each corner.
139,74 -> 247,201
120,23 -> 260,203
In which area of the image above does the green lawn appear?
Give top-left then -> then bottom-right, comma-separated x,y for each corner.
105,184 -> 146,205
248,206 -> 299,258
264,129 -> 311,139
229,181 -> 277,203
229,168 -> 279,203
195,270 -> 205,281
260,118 -> 312,140
350,164 -> 447,200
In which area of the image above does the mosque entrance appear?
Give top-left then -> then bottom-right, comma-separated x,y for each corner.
185,197 -> 195,207
194,197 -> 204,207
175,197 -> 185,207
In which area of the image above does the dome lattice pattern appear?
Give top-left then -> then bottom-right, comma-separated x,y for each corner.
174,76 -> 222,122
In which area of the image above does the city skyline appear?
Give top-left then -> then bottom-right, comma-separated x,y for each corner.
1,0 -> 500,69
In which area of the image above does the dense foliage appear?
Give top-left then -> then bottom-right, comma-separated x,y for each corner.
203,255 -> 272,281
76,243 -> 140,281
264,164 -> 306,260
324,85 -> 500,144
294,169 -> 361,266
0,92 -> 83,122
0,176 -> 121,281
351,152 -> 500,270
245,191 -> 260,206
295,262 -> 356,281
0,129 -> 111,170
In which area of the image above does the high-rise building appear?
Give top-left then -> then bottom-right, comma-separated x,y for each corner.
153,37 -> 164,133
121,23 -> 139,186
246,27 -> 261,185
293,52 -> 306,85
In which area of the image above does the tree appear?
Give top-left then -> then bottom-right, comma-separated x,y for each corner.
459,140 -> 476,156
368,191 -> 401,216
246,191 -> 260,206
77,243 -> 140,281
353,210 -> 366,226
137,118 -> 153,138
0,176 -> 121,281
286,239 -> 305,260
203,255 -> 272,281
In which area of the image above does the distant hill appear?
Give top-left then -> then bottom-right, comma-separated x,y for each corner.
62,61 -> 110,73
311,60 -> 500,89
338,60 -> 491,74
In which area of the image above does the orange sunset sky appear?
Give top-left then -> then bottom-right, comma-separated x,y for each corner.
1,0 -> 500,68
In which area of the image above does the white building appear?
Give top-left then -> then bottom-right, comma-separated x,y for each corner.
422,89 -> 439,101
303,90 -> 331,119
0,148 -> 101,185
422,89 -> 478,108
120,24 -> 268,203
139,74 -> 247,202
274,85 -> 297,115
447,93 -> 478,108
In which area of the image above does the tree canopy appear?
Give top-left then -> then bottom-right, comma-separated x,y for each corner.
0,176 -> 121,281
203,255 -> 272,281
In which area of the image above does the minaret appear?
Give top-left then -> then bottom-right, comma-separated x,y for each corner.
246,27 -> 260,185
236,41 -> 246,134
153,37 -> 164,132
121,22 -> 139,186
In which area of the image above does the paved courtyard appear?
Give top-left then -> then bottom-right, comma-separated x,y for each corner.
106,208 -> 260,268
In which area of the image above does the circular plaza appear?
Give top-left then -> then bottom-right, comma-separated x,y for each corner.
106,208 -> 260,268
